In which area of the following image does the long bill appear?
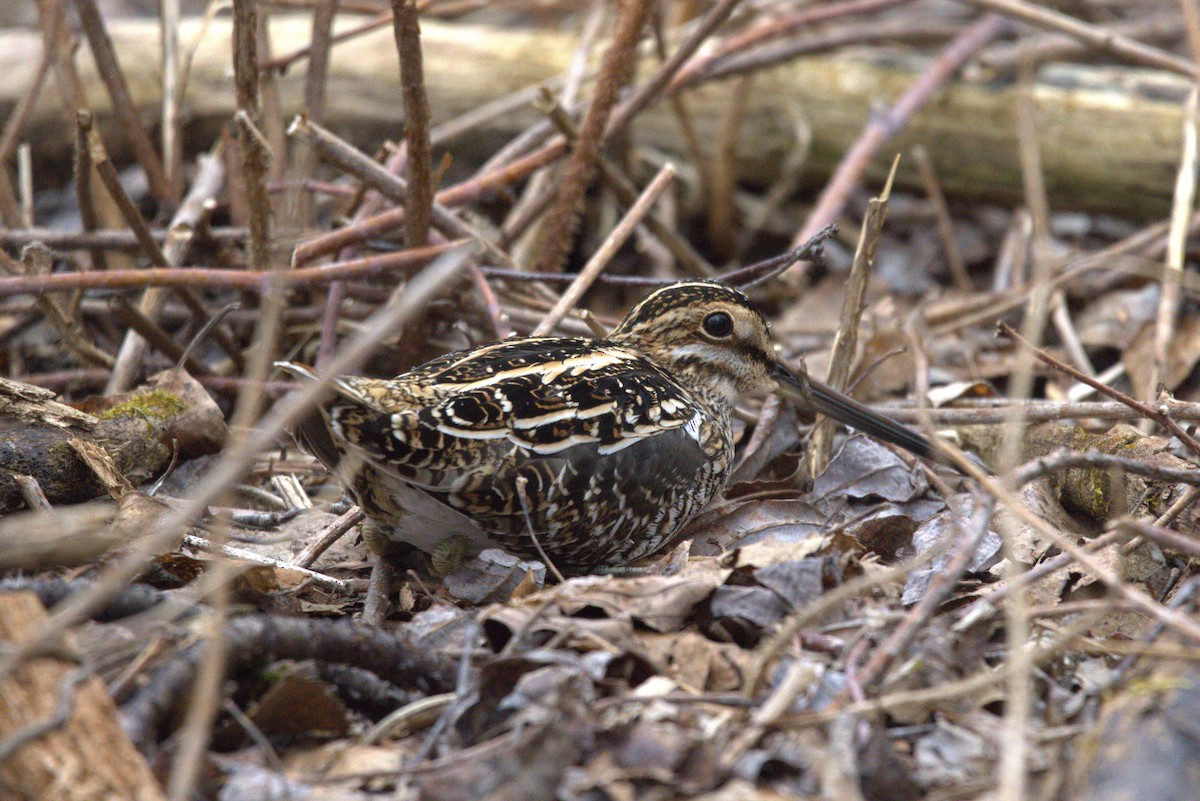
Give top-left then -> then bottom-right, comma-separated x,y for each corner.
772,362 -> 934,460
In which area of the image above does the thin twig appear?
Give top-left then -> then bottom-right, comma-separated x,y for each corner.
998,322 -> 1200,459
72,0 -> 176,204
533,0 -> 654,273
0,241 -> 460,297
793,14 -> 1008,247
533,164 -> 676,336
391,0 -> 434,248
957,0 -> 1196,77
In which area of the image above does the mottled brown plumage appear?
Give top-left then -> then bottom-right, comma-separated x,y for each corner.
280,281 -> 931,572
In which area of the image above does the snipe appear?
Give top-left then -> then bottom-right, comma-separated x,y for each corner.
279,281 -> 932,573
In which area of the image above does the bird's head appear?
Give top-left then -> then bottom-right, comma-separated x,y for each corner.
610,281 -> 810,406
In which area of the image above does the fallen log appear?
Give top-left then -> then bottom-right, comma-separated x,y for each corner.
0,15 -> 1188,217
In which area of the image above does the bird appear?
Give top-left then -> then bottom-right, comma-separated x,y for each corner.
278,281 -> 933,574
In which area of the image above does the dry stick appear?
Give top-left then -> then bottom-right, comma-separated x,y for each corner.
79,119 -> 240,373
1011,450 -> 1200,492
998,53 -> 1059,800
982,11 -> 1183,72
0,246 -> 113,369
260,8 -> 392,73
294,0 -> 340,363
686,19 -> 964,88
315,279 -> 347,368
707,72 -> 752,263
181,534 -> 349,593
73,111 -> 110,274
105,146 -> 240,393
912,144 -> 972,291
999,322 -> 1200,459
294,507 -> 365,568
233,0 -> 271,277
165,559 -> 231,801
1147,87 -> 1197,412
532,0 -> 654,274
347,4 -> 520,227
1049,290 -> 1095,376
470,1 -> 732,275
0,48 -> 51,164
514,475 -> 566,585
466,263 -> 512,339
609,0 -> 743,136
79,115 -> 167,268
0,227 -> 247,250
391,0 -> 434,248
286,0 -> 338,231
793,13 -> 1008,247
505,0 -> 604,272
361,558 -> 395,627
35,0 -> 88,123
160,0 -> 183,194
810,158 -> 898,475
670,0 -> 911,89
0,241 -> 458,297
16,146 -> 32,226
292,140 -> 568,264
171,11 -> 263,797
539,94 -> 716,277
882,400 -> 1200,426
12,475 -> 52,513
72,0 -> 176,206
532,164 -> 676,336
255,10 -> 288,191
292,117 -> 514,267
108,298 -> 213,376
1117,519 -> 1200,560
957,0 -> 1197,78
0,47 -> 53,227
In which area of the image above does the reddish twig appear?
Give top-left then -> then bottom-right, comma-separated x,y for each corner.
533,0 -> 654,274
793,14 -> 1009,247
998,322 -> 1200,459
72,0 -> 176,205
0,242 -> 459,297
293,140 -> 567,264
391,0 -> 434,248
670,0 -> 913,90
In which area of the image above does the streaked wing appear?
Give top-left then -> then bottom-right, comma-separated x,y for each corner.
301,338 -> 730,567
325,338 -> 714,488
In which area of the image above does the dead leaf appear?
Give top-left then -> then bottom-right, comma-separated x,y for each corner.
693,499 -> 828,556
812,437 -> 929,504
445,549 -> 546,605
551,570 -> 729,633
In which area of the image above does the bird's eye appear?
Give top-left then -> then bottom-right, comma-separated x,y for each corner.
702,311 -> 733,338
